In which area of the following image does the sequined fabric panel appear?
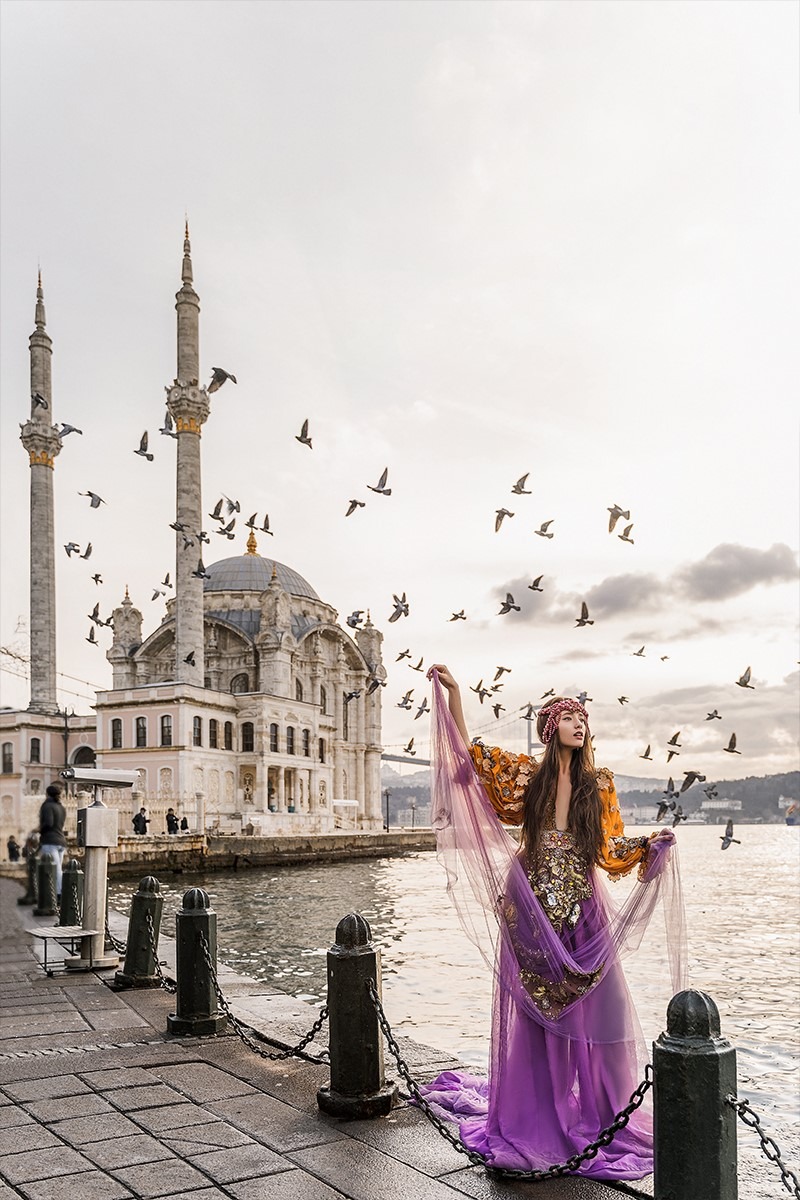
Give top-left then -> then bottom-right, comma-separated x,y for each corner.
527,829 -> 594,934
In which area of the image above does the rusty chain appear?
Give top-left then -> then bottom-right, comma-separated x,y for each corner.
366,978 -> 653,1193
726,1095 -> 800,1198
198,931 -> 329,1063
143,912 -> 177,994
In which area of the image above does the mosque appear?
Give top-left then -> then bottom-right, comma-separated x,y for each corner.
0,230 -> 386,845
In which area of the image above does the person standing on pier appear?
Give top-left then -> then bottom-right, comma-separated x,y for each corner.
420,665 -> 687,1182
38,783 -> 68,900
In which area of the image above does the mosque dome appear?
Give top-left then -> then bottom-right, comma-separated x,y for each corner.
203,551 -> 320,601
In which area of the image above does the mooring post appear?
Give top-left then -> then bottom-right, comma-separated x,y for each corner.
17,851 -> 38,906
317,912 -> 398,1118
167,887 -> 227,1035
58,860 -> 84,927
114,876 -> 163,989
654,989 -> 738,1200
33,855 -> 59,917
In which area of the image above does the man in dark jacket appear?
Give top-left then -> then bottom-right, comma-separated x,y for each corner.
38,783 -> 68,899
132,808 -> 149,835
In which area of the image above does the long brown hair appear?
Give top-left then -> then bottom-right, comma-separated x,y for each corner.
520,697 -> 603,866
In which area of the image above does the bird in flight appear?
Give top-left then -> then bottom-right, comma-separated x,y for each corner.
209,499 -> 224,522
396,649 -> 411,662
296,418 -> 312,448
672,805 -> 687,828
575,602 -> 593,627
720,820 -> 741,850
58,423 -> 82,438
470,680 -> 492,704
91,574 -> 102,585
736,667 -> 754,690
640,745 -> 652,760
632,646 -> 645,657
368,468 -> 391,496
88,603 -> 101,625
535,520 -> 554,539
64,543 -> 80,557
208,367 -> 237,393
667,731 -> 682,747
495,666 -> 511,680
492,704 -> 505,719
346,611 -> 365,629
346,500 -> 366,517
86,626 -> 98,646
703,784 -> 719,799
495,508 -> 514,531
152,589 -> 166,601
706,709 -> 722,720
681,771 -> 706,793
367,677 -> 385,696
223,495 -> 240,515
521,703 -> 536,721
723,733 -> 741,755
216,519 -> 236,540
409,657 -> 424,672
576,691 -> 592,705
414,698 -> 430,719
259,515 -> 273,536
607,504 -> 630,533
667,748 -> 680,763
160,410 -> 177,438
80,543 -> 93,560
191,559 -> 210,580
184,651 -> 196,666
404,738 -> 416,756
397,690 -> 414,710
245,512 -> 258,529
541,688 -> 555,699
389,593 -> 409,622
134,432 -> 154,461
618,523 -> 634,545
162,573 -> 172,588
528,575 -> 544,592
450,611 -> 466,621
617,696 -> 629,705
80,491 -> 105,508
498,593 -> 520,615
32,391 -> 48,410
511,473 -> 531,495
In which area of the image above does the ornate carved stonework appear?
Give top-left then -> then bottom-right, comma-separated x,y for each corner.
166,382 -> 209,433
20,421 -> 61,467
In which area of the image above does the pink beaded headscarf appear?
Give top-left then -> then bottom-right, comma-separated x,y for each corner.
540,698 -> 590,745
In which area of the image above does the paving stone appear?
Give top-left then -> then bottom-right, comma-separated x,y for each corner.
0,1104 -> 34,1128
80,1067 -> 161,1089
133,1102 -> 220,1132
110,1158 -> 218,1197
0,1144 -> 94,1184
226,1171 -> 345,1199
289,1139 -> 471,1200
152,1062 -> 258,1103
53,1110 -> 143,1145
157,1191 -> 232,1200
0,1122 -> 61,1155
343,1104 -> 468,1175
25,1092 -> 115,1122
16,1171 -> 134,1199
3,1074 -> 92,1101
81,1132 -> 177,1169
209,1092 -> 345,1153
187,1142 -> 290,1183
100,1082 -> 187,1110
196,1041 -> 330,1110
439,1167 -> 636,1198
84,1010 -> 150,1031
0,1013 -> 89,1038
162,1120 -> 254,1153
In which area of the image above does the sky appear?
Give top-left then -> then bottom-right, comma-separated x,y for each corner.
1,0 -> 798,783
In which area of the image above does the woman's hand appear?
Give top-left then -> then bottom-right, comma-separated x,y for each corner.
649,829 -> 675,844
427,663 -> 460,692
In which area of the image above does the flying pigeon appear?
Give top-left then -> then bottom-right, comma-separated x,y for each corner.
162,573 -> 172,588
366,677 -> 385,696
723,733 -> 741,754
88,603 -> 101,624
209,499 -> 225,522
64,543 -> 80,557
667,732 -> 682,747
295,418 -> 312,448
498,593 -> 520,615
343,690 -> 361,704
245,512 -> 258,529
640,745 -> 652,760
511,473 -> 531,495
541,688 -> 555,699
260,514 -> 273,535
216,518 -> 236,539
521,703 -> 536,721
667,749 -> 681,763
134,431 -> 154,461
409,657 -> 424,672
576,691 -> 592,705
736,667 -> 754,690
495,508 -> 514,531
470,680 -> 492,704
706,709 -> 722,720
91,573 -> 102,585
404,738 -> 416,756
494,666 -> 512,680
397,691 -> 414,710
450,610 -> 467,621
31,392 -> 48,410
535,520 -> 554,539
79,491 -> 105,508
618,696 -> 629,705
86,626 -> 98,645
58,423 -> 82,437
607,505 -> 630,533
184,651 -> 196,666
672,805 -> 687,828
191,559 -> 210,580
368,468 -> 391,496
618,524 -> 634,545
395,649 -> 411,662
575,602 -> 593,627
633,646 -> 645,657
208,367 -> 237,393
223,495 -> 240,515
151,589 -> 166,601
414,698 -> 430,719
720,820 -> 741,850
346,611 -> 365,629
528,575 -> 544,592
681,771 -> 706,793
80,543 -> 93,560
170,521 -> 190,532
346,500 -> 366,516
388,593 -> 409,622
492,703 -> 505,719
159,410 -> 177,438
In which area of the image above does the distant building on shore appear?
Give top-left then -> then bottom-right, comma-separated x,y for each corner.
1,231 -> 384,847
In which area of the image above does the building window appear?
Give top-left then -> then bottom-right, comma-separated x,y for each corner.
224,721 -> 233,751
295,678 -> 303,702
231,673 -> 249,694
30,737 -> 41,763
135,717 -> 147,748
30,778 -> 41,794
269,723 -> 278,753
286,726 -> 295,755
1,744 -> 13,774
193,716 -> 202,747
342,696 -> 348,740
160,715 -> 172,747
209,719 -> 218,749
111,719 -> 122,749
241,722 -> 254,753
302,729 -> 310,757
318,738 -> 325,763
320,685 -> 327,714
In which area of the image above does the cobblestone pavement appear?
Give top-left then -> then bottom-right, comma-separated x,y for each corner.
0,878 -> 780,1199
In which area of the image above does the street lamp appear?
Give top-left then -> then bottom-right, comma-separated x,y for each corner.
410,801 -> 416,831
59,707 -> 74,769
383,788 -> 390,833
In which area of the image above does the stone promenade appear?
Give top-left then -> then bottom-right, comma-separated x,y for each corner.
0,877 -> 677,1200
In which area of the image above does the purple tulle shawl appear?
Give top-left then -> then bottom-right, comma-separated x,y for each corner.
418,674 -> 689,1178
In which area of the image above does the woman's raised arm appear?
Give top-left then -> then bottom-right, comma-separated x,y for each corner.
427,663 -> 471,750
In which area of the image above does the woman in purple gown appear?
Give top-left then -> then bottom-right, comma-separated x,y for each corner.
417,666 -> 687,1181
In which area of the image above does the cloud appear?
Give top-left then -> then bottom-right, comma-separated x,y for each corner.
675,543 -> 798,602
586,573 -> 663,617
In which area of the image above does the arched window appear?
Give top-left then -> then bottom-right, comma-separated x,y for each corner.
318,737 -> 325,764
231,673 -> 249,694
241,722 -> 254,753
224,721 -> 233,751
135,717 -> 147,748
30,737 -> 41,763
286,726 -> 295,755
193,717 -> 202,747
111,719 -> 122,749
320,685 -> 327,714
1,744 -> 13,774
160,715 -> 172,747
269,723 -> 279,753
209,719 -> 218,749
302,729 -> 310,757
342,695 -> 348,741
73,746 -> 95,767
295,678 -> 303,702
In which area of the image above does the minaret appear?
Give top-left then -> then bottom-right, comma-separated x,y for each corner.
166,223 -> 209,686
20,272 -> 61,713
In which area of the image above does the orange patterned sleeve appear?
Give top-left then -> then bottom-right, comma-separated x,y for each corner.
595,769 -> 651,880
468,741 -> 537,826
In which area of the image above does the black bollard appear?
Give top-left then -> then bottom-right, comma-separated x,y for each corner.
114,877 -> 164,988
317,913 -> 398,1118
653,989 -> 738,1200
166,887 -> 227,1036
17,852 -> 38,906
33,855 -> 59,917
58,860 -> 84,927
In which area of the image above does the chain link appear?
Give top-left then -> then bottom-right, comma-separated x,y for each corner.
104,914 -> 127,956
144,912 -> 177,994
197,931 -> 329,1063
366,978 -> 653,1185
727,1095 -> 800,1198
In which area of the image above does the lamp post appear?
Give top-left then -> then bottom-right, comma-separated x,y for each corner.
59,707 -> 74,769
410,802 -> 416,831
383,788 -> 390,833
